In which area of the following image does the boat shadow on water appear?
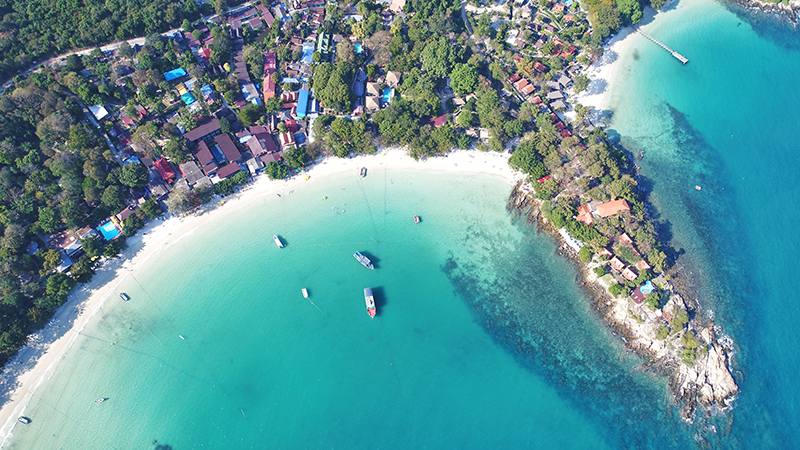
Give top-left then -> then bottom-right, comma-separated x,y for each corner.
371,286 -> 387,315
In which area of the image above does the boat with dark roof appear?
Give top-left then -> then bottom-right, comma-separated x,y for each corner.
353,251 -> 374,270
364,288 -> 376,318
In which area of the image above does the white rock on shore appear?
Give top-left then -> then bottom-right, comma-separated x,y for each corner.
673,326 -> 739,411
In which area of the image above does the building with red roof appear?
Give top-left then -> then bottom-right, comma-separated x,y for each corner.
263,74 -> 276,100
215,134 -> 242,163
595,199 -> 631,218
215,162 -> 241,180
521,84 -> 536,95
430,114 -> 447,127
609,256 -> 626,272
259,151 -> 283,164
622,267 -> 638,282
153,158 -> 176,183
513,78 -> 530,90
576,204 -> 593,225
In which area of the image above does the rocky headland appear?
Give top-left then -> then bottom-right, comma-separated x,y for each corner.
507,183 -> 739,422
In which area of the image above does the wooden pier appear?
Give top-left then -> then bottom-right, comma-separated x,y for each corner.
636,30 -> 688,64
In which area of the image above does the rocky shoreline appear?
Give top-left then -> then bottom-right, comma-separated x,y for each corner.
735,0 -> 800,24
507,182 -> 739,423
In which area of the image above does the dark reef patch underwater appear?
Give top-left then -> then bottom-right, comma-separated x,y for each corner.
442,215 -> 704,449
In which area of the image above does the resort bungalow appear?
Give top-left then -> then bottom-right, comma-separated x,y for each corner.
389,0 -> 406,12
635,259 -> 652,272
521,84 -> 536,96
595,199 -> 631,218
366,82 -> 381,97
576,204 -> 593,225
546,91 -> 564,100
621,267 -> 638,282
609,256 -> 626,272
365,96 -> 381,111
115,205 -> 137,223
386,71 -> 402,86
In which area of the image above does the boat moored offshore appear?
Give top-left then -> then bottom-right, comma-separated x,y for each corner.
302,288 -> 309,298
273,235 -> 284,248
353,251 -> 374,270
364,288 -> 376,318
119,293 -> 130,301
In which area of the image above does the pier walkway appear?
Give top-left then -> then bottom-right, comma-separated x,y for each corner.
636,29 -> 688,64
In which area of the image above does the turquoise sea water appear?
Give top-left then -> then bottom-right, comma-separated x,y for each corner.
7,166 -> 699,450
6,0 -> 800,447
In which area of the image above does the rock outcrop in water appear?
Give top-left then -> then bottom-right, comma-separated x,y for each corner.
507,185 -> 739,423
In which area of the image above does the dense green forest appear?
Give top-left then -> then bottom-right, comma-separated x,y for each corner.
0,0 -> 200,81
0,67 -> 159,364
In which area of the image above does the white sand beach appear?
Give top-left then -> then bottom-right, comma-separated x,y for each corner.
572,6 -> 669,124
0,148 -> 524,446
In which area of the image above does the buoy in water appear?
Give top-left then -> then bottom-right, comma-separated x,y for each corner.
323,196 -> 327,200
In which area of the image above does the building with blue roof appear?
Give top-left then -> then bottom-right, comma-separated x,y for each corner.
181,92 -> 196,105
164,68 -> 187,81
297,89 -> 310,118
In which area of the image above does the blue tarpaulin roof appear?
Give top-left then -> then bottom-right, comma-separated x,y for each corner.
201,85 -> 213,96
297,89 -> 309,118
164,68 -> 187,81
181,92 -> 196,105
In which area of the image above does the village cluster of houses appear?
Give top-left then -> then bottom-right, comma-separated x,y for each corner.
569,198 -> 653,292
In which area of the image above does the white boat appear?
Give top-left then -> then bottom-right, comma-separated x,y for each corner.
95,398 -> 105,403
273,235 -> 284,248
353,251 -> 374,270
302,288 -> 309,298
364,288 -> 376,318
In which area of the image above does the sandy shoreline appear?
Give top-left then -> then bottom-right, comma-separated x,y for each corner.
572,29 -> 636,126
0,148 -> 523,446
572,5 -> 664,125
